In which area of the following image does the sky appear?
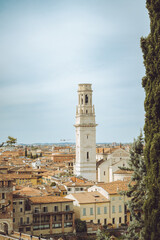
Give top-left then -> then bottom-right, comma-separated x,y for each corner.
0,0 -> 150,144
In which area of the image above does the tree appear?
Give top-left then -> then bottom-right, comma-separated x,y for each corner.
0,142 -> 4,147
6,136 -> 17,146
120,132 -> 146,240
75,219 -> 87,233
96,228 -> 110,240
141,1 -> 160,239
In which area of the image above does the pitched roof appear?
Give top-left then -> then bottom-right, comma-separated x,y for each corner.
97,180 -> 130,194
13,187 -> 43,197
70,191 -> 109,204
64,181 -> 93,187
29,196 -> 73,204
113,170 -> 133,174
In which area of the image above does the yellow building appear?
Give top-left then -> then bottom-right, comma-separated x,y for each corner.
66,191 -> 110,226
13,194 -> 75,237
88,180 -> 130,227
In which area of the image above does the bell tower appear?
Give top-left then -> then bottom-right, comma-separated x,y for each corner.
74,84 -> 97,181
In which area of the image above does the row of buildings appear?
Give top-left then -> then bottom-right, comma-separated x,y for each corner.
0,172 -> 133,238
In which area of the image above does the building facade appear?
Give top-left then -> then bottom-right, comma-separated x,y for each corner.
74,84 -> 97,181
13,195 -> 75,237
0,177 -> 13,234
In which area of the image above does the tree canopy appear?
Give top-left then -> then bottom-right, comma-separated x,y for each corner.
6,136 -> 17,146
141,0 -> 160,239
120,133 -> 146,240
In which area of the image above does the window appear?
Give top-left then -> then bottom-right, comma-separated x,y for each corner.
104,219 -> 107,225
20,208 -> 23,212
87,152 -> 89,160
68,188 -> 71,191
83,208 -> 86,216
19,201 -> 23,205
90,208 -> 93,215
13,208 -> 15,213
2,193 -> 5,199
80,188 -> 83,191
54,206 -> 58,212
112,218 -> 115,224
98,219 -> 100,224
53,223 -> 62,228
64,222 -> 72,227
119,205 -> 122,213
54,216 -> 57,221
8,181 -> 11,187
124,204 -> 127,214
104,171 -> 105,176
112,197 -> 115,201
104,206 -> 107,214
85,95 -> 88,104
112,206 -> 115,213
97,207 -> 100,215
20,218 -> 23,224
13,202 -> 16,205
119,217 -> 121,224
119,196 -> 122,200
66,205 -> 70,211
65,214 -> 68,220
43,207 -> 48,213
26,227 -> 31,231
13,218 -> 15,222
34,207 -> 39,213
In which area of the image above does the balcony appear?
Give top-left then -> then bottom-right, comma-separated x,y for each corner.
33,210 -> 73,215
18,222 -> 32,226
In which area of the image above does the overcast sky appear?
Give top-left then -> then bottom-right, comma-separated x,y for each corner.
0,0 -> 150,144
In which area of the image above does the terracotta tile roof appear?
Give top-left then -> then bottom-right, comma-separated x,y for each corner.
13,187 -> 43,197
64,181 -> 94,187
70,191 -> 109,204
0,174 -> 14,181
29,196 -> 73,204
97,180 -> 130,194
0,173 -> 36,179
70,177 -> 85,183
113,170 -> 133,174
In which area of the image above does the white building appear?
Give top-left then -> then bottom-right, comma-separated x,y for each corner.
98,148 -> 130,183
74,84 -> 97,181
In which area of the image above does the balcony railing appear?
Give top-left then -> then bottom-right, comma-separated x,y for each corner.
33,210 -> 73,215
18,222 -> 32,226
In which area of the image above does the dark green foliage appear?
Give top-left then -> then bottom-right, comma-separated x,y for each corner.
6,136 -> 17,146
120,133 -> 146,240
75,218 -> 87,233
141,1 -> 160,239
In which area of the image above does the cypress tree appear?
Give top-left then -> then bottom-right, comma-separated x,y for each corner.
141,0 -> 160,239
120,133 -> 146,240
